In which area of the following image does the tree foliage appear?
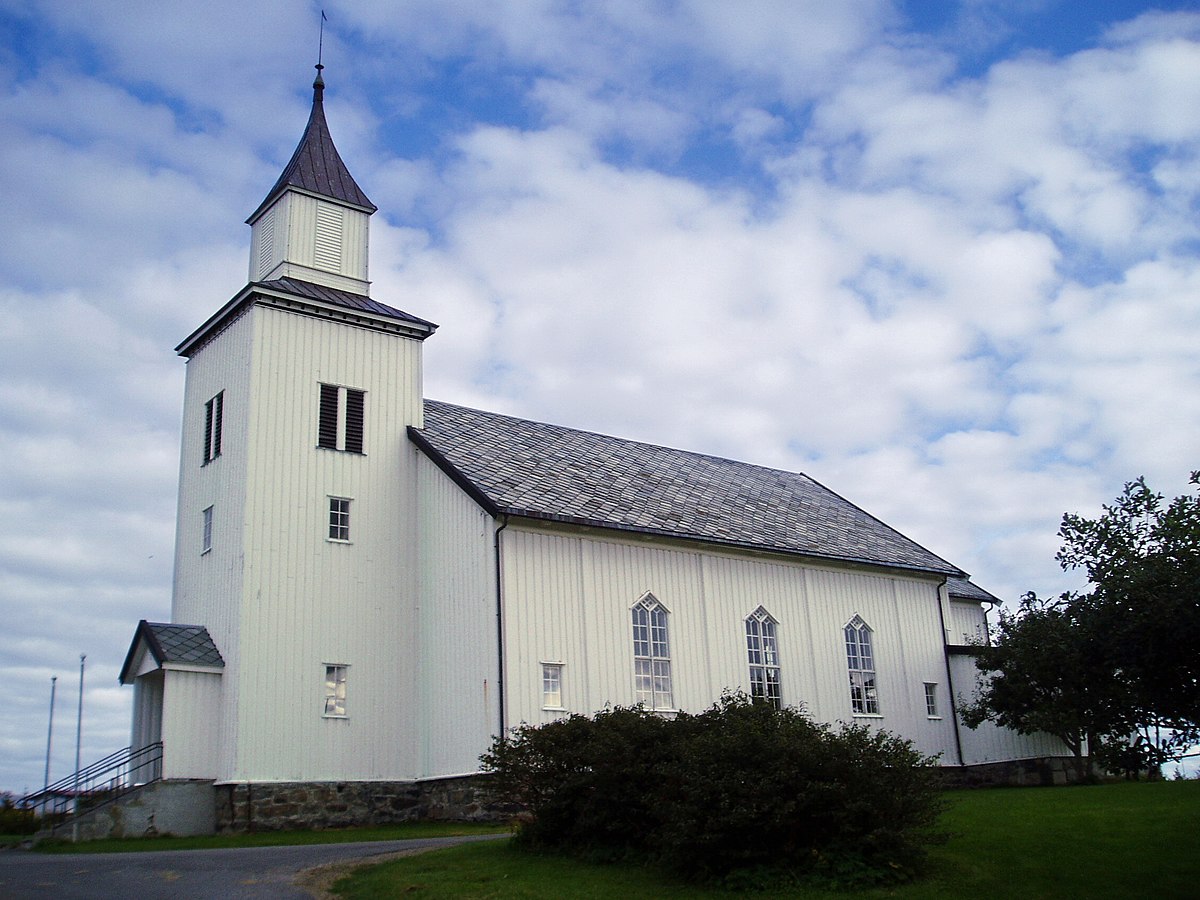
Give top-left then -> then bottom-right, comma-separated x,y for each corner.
481,694 -> 944,888
959,593 -> 1133,779
962,472 -> 1200,775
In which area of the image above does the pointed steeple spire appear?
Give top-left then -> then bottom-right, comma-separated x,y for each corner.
245,65 -> 376,295
246,64 -> 376,225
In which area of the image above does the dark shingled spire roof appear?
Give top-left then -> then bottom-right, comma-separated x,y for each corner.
413,400 -> 966,577
246,65 -> 376,224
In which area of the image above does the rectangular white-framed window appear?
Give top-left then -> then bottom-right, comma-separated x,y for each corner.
202,391 -> 224,465
201,505 -> 214,555
328,496 -> 351,542
845,615 -> 881,716
632,593 -> 673,710
542,662 -> 564,710
318,384 -> 365,454
924,682 -> 940,718
323,664 -> 348,717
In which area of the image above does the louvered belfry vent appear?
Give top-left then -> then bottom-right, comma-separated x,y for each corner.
203,391 -> 224,465
318,383 -> 366,453
314,202 -> 344,273
345,389 -> 365,453
318,383 -> 339,449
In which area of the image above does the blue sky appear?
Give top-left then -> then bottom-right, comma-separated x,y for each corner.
1,1 -> 1198,793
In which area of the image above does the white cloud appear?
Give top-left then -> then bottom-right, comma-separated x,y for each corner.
1,1 -> 1197,795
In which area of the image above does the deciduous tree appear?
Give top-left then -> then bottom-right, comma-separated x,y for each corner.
962,472 -> 1200,775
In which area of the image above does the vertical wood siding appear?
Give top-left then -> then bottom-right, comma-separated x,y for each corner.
947,600 -> 989,645
415,453 -> 500,776
234,305 -> 424,781
249,193 -> 370,288
174,302 -> 426,782
160,669 -> 222,779
501,525 -> 966,762
172,310 -> 254,779
131,672 -> 163,754
949,655 -> 1070,763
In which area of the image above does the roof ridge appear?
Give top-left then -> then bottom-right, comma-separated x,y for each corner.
423,398 -> 818,483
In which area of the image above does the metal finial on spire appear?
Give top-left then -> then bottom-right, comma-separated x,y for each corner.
314,11 -> 328,102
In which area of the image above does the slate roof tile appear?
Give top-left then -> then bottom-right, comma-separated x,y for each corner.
144,622 -> 224,667
417,400 -> 966,577
947,576 -> 1000,604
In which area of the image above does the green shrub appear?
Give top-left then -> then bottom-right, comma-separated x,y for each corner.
481,706 -> 674,860
481,694 -> 944,887
0,793 -> 39,836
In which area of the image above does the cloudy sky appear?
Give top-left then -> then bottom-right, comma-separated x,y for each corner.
2,0 -> 1198,793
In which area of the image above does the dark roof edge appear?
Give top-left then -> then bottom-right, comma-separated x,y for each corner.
407,426 -> 502,517
118,619 -> 163,685
947,644 -> 985,656
176,281 -> 436,356
408,429 -> 962,577
798,469 -> 962,576
496,506 -> 962,577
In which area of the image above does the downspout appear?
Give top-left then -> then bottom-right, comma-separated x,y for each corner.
936,578 -> 966,767
494,515 -> 510,736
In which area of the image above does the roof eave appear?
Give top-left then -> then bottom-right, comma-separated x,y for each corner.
499,507 -> 963,578
245,184 -> 377,226
176,282 -> 437,357
118,619 -> 164,685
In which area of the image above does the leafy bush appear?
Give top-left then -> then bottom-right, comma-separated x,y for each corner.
481,694 -> 944,886
0,793 -> 39,836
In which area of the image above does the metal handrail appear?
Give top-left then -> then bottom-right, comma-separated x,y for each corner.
18,742 -> 163,822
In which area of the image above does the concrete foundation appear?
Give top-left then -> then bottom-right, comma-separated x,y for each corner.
46,780 -> 217,841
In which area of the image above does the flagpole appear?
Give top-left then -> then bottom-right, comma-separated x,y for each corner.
73,655 -> 85,810
44,675 -> 57,792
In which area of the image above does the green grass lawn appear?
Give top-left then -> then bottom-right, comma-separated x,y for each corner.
332,781 -> 1200,899
32,820 -> 508,854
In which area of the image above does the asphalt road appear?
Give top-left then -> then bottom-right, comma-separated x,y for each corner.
0,833 -> 506,899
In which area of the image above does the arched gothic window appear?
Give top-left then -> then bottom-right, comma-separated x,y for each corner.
844,615 -> 879,715
745,607 -> 781,707
631,593 -> 673,710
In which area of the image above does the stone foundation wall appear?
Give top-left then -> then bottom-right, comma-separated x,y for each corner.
939,756 -> 1084,789
215,774 -> 512,833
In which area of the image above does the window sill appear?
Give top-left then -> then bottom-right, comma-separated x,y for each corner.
326,538 -> 352,545
322,714 -> 348,720
542,706 -> 567,712
927,716 -> 943,721
852,713 -> 884,719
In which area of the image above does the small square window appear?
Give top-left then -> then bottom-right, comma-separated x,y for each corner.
328,497 -> 351,542
201,505 -> 214,554
924,682 -> 939,718
324,664 -> 348,717
542,663 -> 563,709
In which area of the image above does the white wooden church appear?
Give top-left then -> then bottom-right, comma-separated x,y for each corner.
119,69 -> 1065,821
